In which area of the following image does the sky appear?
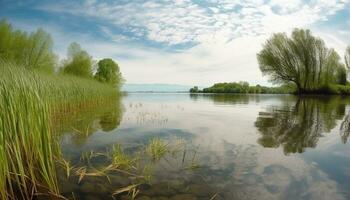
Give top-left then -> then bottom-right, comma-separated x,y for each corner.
1,0 -> 350,87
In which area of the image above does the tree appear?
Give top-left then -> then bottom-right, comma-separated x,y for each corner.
257,29 -> 345,93
189,86 -> 199,93
345,46 -> 350,70
24,28 -> 57,72
94,58 -> 122,87
0,20 -> 56,72
336,66 -> 347,85
62,42 -> 93,78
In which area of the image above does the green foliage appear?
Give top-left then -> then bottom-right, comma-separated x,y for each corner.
0,62 -> 59,199
0,19 -> 56,73
189,86 -> 199,93
335,84 -> 350,94
62,42 -> 93,78
0,20 -> 124,199
191,82 -> 292,94
111,144 -> 135,170
146,138 -> 168,161
345,46 -> 350,70
336,66 -> 347,85
257,29 -> 346,93
95,58 -> 123,87
0,61 -> 118,199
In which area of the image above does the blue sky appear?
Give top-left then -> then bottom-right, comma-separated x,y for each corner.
1,0 -> 350,86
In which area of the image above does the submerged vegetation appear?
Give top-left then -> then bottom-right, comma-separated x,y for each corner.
59,136 -> 197,199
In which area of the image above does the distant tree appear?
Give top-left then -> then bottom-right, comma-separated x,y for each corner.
62,42 -> 93,78
239,81 -> 249,93
189,86 -> 199,93
345,46 -> 350,70
200,82 -> 288,94
94,58 -> 122,87
0,20 -> 56,72
257,29 -> 345,93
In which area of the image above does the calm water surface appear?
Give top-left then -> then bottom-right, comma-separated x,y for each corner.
58,93 -> 350,200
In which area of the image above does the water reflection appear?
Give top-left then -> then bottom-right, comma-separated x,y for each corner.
99,103 -> 123,132
56,94 -> 350,199
55,97 -> 124,146
255,97 -> 350,154
340,112 -> 350,144
189,93 -> 296,105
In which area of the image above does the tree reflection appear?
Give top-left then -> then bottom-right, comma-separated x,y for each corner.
340,113 -> 350,144
99,98 -> 123,132
189,93 -> 297,105
54,97 -> 124,146
190,93 -> 250,104
255,97 -> 349,154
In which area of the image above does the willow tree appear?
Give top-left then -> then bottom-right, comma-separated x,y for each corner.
346,46 -> 350,70
257,29 -> 345,93
0,20 -> 56,72
62,42 -> 93,78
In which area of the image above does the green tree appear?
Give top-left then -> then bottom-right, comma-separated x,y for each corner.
62,42 -> 93,78
257,29 -> 344,93
189,86 -> 199,93
345,46 -> 350,70
0,20 -> 56,72
25,28 -> 56,72
336,66 -> 347,85
94,58 -> 122,87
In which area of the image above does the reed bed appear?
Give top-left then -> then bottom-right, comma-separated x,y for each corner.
0,61 -> 118,199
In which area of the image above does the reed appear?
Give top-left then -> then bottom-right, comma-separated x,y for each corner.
146,138 -> 168,161
0,61 -> 118,199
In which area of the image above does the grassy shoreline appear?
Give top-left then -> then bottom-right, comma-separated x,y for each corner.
0,61 -> 119,199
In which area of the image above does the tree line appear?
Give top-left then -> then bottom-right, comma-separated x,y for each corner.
190,82 -> 291,94
0,19 -> 123,88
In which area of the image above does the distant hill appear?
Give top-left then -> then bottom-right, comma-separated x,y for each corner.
122,83 -> 194,92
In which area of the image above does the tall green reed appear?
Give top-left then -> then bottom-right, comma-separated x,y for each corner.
0,61 -> 118,199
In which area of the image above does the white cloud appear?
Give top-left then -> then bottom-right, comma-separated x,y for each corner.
38,0 -> 349,45
31,0 -> 350,86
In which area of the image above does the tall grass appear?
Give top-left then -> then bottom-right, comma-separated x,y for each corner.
0,61 -> 118,199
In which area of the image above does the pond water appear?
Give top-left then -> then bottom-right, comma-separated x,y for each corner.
58,93 -> 350,200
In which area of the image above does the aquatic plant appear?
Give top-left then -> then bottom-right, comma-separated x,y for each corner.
111,144 -> 136,170
0,63 -> 60,199
146,138 -> 168,161
0,61 -> 119,199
